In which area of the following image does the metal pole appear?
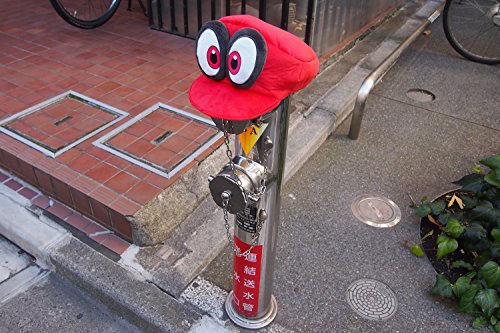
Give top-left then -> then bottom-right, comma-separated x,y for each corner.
281,0 -> 290,31
304,0 -> 315,45
225,98 -> 290,329
259,0 -> 267,21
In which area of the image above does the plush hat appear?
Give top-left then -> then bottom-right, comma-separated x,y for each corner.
189,15 -> 319,121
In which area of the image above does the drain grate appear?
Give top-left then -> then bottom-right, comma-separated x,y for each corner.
347,279 -> 398,321
351,194 -> 401,228
406,89 -> 435,103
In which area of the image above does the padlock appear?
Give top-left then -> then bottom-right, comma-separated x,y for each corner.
208,156 -> 266,214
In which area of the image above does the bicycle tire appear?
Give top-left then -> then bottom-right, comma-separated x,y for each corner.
50,0 -> 122,29
443,0 -> 500,64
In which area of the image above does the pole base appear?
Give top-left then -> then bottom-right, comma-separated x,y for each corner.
225,291 -> 278,330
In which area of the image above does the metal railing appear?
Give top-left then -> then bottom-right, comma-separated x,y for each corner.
148,0 -> 315,44
348,9 -> 441,140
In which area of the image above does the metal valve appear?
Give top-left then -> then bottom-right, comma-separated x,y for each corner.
208,156 -> 266,214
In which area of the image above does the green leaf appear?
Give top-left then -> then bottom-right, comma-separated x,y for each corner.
474,289 -> 499,318
413,203 -> 431,217
494,200 -> 500,210
461,195 -> 477,209
472,316 -> 487,329
432,274 -> 453,298
430,200 -> 446,215
494,320 -> 500,333
421,229 -> 434,241
478,200 -> 494,209
492,316 -> 498,326
444,219 -> 465,238
438,213 -> 453,226
479,261 -> 500,289
480,154 -> 500,172
493,228 -> 500,243
453,173 -> 484,193
470,206 -> 500,228
472,165 -> 483,173
453,275 -> 473,299
490,242 -> 500,259
436,235 -> 458,259
474,254 -> 491,269
485,170 -> 500,187
451,260 -> 474,271
458,284 -> 480,314
463,223 -> 488,242
410,244 -> 425,257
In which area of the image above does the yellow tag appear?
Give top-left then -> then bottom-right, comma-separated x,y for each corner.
238,123 -> 268,156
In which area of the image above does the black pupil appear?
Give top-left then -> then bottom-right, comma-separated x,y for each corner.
231,58 -> 238,69
210,51 -> 217,64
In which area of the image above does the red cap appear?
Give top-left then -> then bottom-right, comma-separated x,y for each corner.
189,15 -> 319,121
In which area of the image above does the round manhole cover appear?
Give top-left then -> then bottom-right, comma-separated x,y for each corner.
406,89 -> 435,102
347,279 -> 398,321
351,194 -> 401,228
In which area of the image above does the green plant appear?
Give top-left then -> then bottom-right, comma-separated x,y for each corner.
412,154 -> 500,332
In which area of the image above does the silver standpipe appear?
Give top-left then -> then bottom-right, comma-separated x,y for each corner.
208,98 -> 290,329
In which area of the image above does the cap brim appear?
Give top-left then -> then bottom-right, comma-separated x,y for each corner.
189,75 -> 281,121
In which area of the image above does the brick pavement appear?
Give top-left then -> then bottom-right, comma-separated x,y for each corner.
0,0 -> 222,242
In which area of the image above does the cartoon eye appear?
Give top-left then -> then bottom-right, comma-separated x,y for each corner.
227,28 -> 267,89
195,21 -> 229,81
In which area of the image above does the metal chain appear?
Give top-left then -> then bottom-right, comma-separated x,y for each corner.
222,121 -> 242,188
220,121 -> 268,258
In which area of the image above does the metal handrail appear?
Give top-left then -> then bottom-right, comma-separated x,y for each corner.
348,10 -> 441,140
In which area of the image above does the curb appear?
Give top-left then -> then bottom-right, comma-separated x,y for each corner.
51,237 -> 202,332
0,183 -> 70,268
0,181 -> 204,332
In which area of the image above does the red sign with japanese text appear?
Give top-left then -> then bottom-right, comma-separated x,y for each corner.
232,235 -> 263,318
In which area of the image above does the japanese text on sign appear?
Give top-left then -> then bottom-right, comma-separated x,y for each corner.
232,235 -> 263,317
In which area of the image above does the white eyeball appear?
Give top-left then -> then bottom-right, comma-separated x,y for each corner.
227,29 -> 267,89
195,21 -> 229,81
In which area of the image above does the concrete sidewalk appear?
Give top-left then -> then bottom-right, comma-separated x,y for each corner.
2,0 -> 499,332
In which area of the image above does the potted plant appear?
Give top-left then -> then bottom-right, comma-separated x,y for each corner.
410,154 -> 500,332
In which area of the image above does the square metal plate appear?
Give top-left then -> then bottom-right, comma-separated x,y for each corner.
0,91 -> 128,158
93,103 -> 222,179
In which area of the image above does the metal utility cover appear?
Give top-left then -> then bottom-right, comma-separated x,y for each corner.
347,279 -> 398,321
406,88 -> 436,103
351,194 -> 401,228
94,103 -> 222,179
0,91 -> 128,158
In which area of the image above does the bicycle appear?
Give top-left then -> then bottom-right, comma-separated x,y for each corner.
443,0 -> 500,64
50,0 -> 145,29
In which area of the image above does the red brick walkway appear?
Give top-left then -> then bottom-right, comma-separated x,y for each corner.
0,0 -> 220,242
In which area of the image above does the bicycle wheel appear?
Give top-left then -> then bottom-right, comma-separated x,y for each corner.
50,0 -> 122,29
443,0 -> 500,64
